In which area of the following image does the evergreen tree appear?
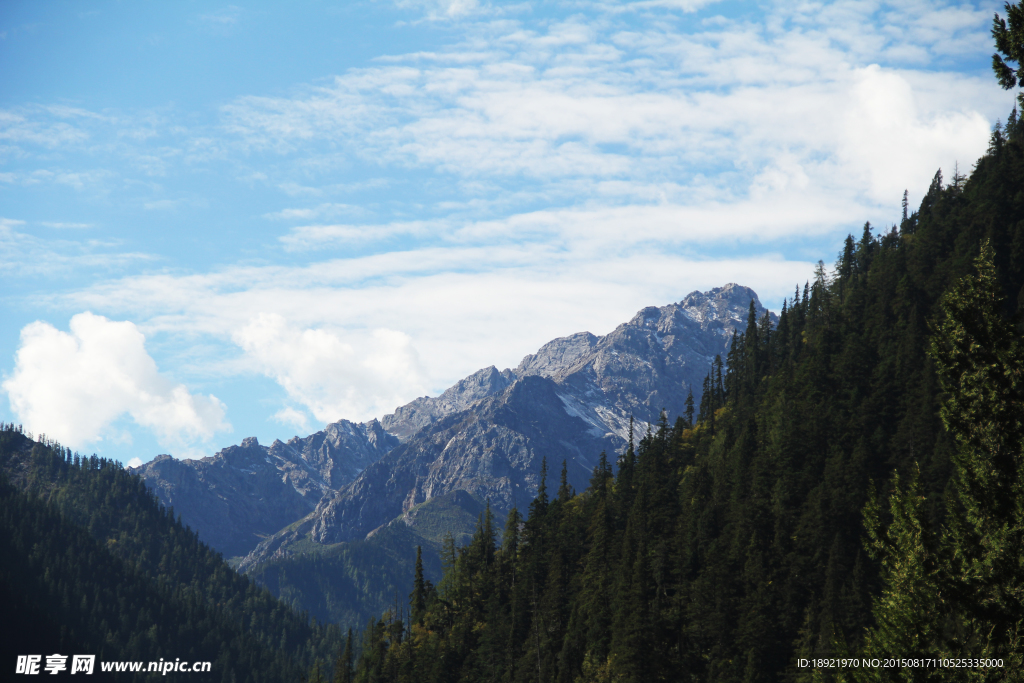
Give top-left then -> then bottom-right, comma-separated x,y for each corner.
859,245 -> 1024,679
993,1 -> 1024,109
411,547 -> 428,626
334,629 -> 354,683
338,109 -> 1024,683
685,387 -> 695,427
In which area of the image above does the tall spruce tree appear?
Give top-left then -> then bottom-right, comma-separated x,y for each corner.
858,245 -> 1024,680
993,1 -> 1024,109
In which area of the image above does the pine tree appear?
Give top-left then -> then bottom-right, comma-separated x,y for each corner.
558,461 -> 572,503
714,355 -> 725,406
858,469 -> 943,681
993,1 -> 1024,109
929,243 -> 1024,673
685,387 -> 695,428
411,547 -> 427,626
334,629 -> 354,683
858,245 -> 1024,679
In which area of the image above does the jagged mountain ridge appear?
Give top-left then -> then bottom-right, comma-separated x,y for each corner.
387,282 -> 772,444
239,283 -> 774,569
133,419 -> 399,558
381,366 -> 517,440
135,284 -> 771,564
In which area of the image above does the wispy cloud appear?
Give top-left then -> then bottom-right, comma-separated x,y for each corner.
0,218 -> 154,276
0,0 -> 1010,437
262,203 -> 363,221
0,108 -> 91,148
219,3 -> 1001,217
197,5 -> 244,33
393,0 -> 488,21
279,220 -> 438,250
40,222 -> 94,229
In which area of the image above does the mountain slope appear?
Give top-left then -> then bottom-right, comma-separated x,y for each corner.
343,111 -> 1024,683
133,419 -> 398,558
0,425 -> 340,681
240,284 -> 772,569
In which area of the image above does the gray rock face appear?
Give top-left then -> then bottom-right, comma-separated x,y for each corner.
237,375 -> 611,570
132,419 -> 398,558
239,284 -> 773,568
284,418 -> 399,489
535,282 -> 774,433
381,366 -> 516,440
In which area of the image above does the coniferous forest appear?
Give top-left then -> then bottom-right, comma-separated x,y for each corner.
3,7 -> 1024,683
338,104 -> 1024,683
0,427 -> 342,681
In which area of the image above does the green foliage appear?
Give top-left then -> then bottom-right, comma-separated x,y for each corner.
247,519 -> 443,631
344,108 -> 1024,683
857,245 -> 1024,680
993,1 -> 1024,109
0,427 -> 340,682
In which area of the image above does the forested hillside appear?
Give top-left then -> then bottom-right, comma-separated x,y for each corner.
0,427 -> 341,681
341,110 -> 1024,683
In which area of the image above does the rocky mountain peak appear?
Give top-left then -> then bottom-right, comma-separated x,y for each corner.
516,332 -> 599,378
678,283 -> 771,327
380,365 -> 516,440
145,283 -> 773,566
241,283 -> 776,566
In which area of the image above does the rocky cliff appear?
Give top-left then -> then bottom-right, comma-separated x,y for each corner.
131,419 -> 398,558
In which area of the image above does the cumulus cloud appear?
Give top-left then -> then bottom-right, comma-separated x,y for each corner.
840,65 -> 991,202
2,313 -> 229,450
233,314 -> 429,423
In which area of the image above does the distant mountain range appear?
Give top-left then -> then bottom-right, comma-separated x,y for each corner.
134,421 -> 398,558
133,283 -> 773,569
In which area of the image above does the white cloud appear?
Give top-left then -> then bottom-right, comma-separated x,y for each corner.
126,457 -> 143,468
263,203 -> 362,221
2,313 -> 229,450
273,406 -> 311,433
394,0 -> 483,20
840,65 -> 991,202
613,0 -> 722,11
0,108 -> 90,148
41,221 -> 93,229
279,220 -> 437,249
143,199 -> 178,211
199,6 -> 242,25
60,246 -> 816,424
233,314 -> 429,423
217,4 -> 1001,219
0,218 -> 154,276
2,0 -> 1009,437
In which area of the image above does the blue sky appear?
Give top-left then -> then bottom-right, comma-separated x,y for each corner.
0,0 -> 1015,465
